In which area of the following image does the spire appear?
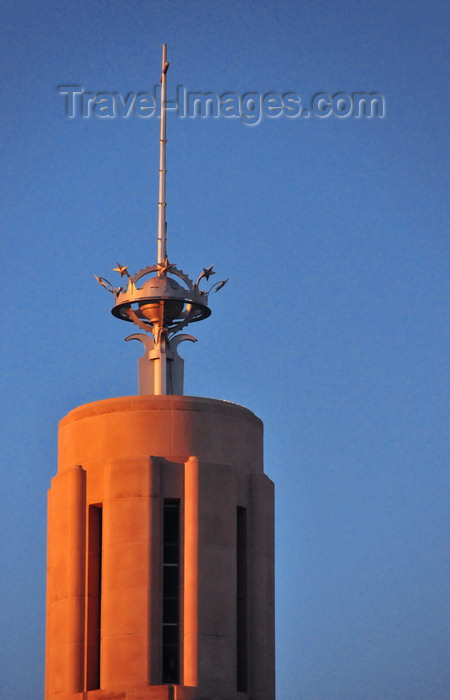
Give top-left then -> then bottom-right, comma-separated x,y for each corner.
95,44 -> 228,396
157,43 -> 168,263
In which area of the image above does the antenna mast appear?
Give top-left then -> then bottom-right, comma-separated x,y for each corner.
157,43 -> 169,263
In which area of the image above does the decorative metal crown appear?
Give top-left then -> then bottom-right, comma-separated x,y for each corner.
95,260 -> 227,338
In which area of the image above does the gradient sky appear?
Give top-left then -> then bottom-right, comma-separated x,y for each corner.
1,1 -> 449,699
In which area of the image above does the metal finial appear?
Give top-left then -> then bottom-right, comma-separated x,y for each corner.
157,43 -> 169,264
96,44 -> 227,396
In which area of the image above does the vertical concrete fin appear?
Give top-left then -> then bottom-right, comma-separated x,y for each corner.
46,465 -> 86,697
65,465 -> 87,694
44,487 -> 53,700
248,473 -> 276,700
102,457 -> 155,687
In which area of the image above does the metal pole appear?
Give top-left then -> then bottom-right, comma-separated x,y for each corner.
157,44 -> 168,263
155,45 -> 169,394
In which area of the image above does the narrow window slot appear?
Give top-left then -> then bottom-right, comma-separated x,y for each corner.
162,499 -> 180,684
86,504 -> 102,691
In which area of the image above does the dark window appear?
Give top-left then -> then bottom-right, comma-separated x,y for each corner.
86,505 -> 102,691
162,499 -> 180,684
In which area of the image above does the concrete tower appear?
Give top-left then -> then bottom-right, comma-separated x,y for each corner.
45,46 -> 275,700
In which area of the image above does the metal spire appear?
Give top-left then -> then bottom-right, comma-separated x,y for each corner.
95,44 -> 228,396
157,43 -> 169,263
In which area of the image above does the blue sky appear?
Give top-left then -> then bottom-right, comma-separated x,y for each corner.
1,1 -> 449,698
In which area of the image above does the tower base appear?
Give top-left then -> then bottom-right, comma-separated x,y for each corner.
45,396 -> 275,700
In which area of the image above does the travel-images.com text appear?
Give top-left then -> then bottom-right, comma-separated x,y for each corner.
58,85 -> 385,125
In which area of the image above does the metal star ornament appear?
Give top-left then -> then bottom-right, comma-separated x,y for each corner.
202,265 -> 215,281
195,265 -> 215,286
114,263 -> 130,278
157,256 -> 176,277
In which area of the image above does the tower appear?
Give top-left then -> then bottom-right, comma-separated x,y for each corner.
45,46 -> 275,700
